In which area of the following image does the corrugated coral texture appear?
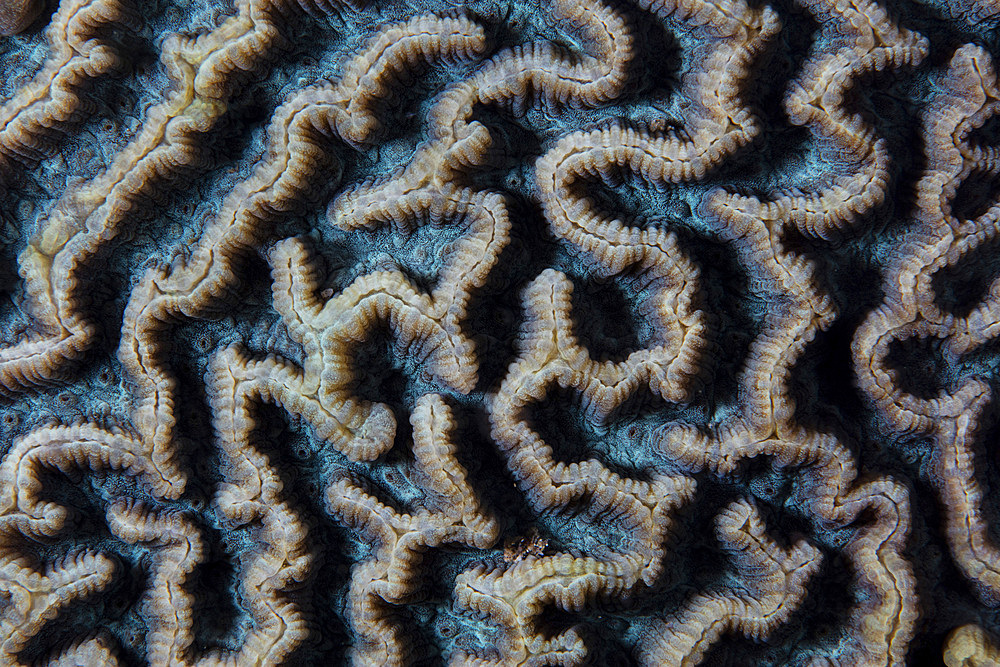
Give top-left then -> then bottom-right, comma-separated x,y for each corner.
0,0 -> 999,664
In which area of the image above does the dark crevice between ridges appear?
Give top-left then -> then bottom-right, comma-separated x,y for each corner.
464,102 -> 544,191
567,270 -> 646,362
902,471 -> 985,664
15,551 -> 149,667
186,523 -> 244,653
961,395 -> 1000,582
670,224 -> 758,418
240,402 -> 354,665
691,0 -> 818,192
782,228 -> 884,447
526,384 -> 657,482
969,113 -> 1000,148
343,319 -> 436,454
877,0 -> 983,69
19,467 -> 169,665
697,545 -> 855,667
885,333 -> 956,401
465,195 -> 558,393
619,0 -> 683,106
448,400 -> 532,551
932,231 -> 1000,318
407,545 -> 498,666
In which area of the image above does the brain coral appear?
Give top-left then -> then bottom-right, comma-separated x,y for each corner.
2,0 -> 1000,664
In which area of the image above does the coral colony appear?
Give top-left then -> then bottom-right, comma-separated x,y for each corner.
4,0 -> 1000,664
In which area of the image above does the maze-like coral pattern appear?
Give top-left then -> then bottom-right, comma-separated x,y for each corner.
2,0 -> 1000,664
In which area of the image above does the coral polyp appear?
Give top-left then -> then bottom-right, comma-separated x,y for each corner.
1,0 -> 1000,664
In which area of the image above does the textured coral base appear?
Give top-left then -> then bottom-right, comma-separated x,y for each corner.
1,0 -> 1000,664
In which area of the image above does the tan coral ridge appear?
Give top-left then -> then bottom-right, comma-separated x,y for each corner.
853,43 -> 1000,606
0,7 -> 498,664
460,269 -> 698,666
944,624 -> 1000,667
0,0 -> 136,173
0,0 -> 984,665
636,498 -> 821,667
0,371 -> 312,665
717,0 -> 929,238
417,0 -> 783,661
326,393 -> 498,666
0,0 -> 637,659
521,0 -> 926,663
474,264 -> 913,665
493,0 -> 919,663
642,9 -> 924,662
1,0 -> 303,395
0,0 -> 43,36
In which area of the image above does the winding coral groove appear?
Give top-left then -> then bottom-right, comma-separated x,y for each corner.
1,0 -> 999,663
201,348 -> 324,666
327,393 -> 497,666
0,0 -> 134,173
637,499 -> 821,667
1,0 -> 305,395
460,270 -> 695,665
657,425 -> 917,664
718,0 -> 929,237
0,7 -> 499,662
853,44 -> 1000,603
536,0 -> 781,241
117,11 -> 491,480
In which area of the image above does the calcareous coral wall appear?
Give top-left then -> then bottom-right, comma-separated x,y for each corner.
1,0 -> 1000,664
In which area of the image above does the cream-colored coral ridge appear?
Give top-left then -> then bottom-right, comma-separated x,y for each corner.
0,0 -> 995,664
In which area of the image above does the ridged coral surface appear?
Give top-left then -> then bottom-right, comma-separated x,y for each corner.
2,0 -> 1000,664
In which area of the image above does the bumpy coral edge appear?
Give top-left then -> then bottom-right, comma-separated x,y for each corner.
0,0 -> 973,663
636,499 -> 821,667
0,0 -> 135,172
717,0 -> 928,238
326,393 -> 498,666
853,43 -> 1000,605
657,425 -> 916,665
944,624 -> 1000,667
